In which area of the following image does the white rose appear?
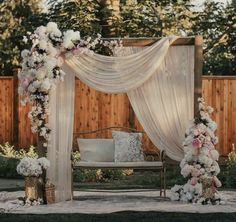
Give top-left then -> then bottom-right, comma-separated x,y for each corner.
210,149 -> 219,161
36,69 -> 47,80
40,79 -> 51,92
35,26 -> 47,37
28,84 -> 36,93
46,22 -> 58,33
39,39 -> 48,50
21,49 -> 30,58
32,80 -> 41,89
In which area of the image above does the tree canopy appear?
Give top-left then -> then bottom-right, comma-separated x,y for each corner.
0,0 -> 235,75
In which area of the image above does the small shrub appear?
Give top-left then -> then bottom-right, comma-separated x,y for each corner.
0,142 -> 38,178
226,144 -> 236,188
0,143 -> 38,159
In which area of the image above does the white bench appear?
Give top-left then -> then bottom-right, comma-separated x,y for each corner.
73,127 -> 166,197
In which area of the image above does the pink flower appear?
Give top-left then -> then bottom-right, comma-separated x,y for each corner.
72,46 -> 83,55
22,78 -> 30,88
190,177 -> 198,185
192,138 -> 202,148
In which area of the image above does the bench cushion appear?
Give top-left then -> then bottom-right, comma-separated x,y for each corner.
112,131 -> 144,162
78,139 -> 115,162
74,161 -> 163,169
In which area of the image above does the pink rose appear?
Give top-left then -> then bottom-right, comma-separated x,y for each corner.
192,138 -> 202,148
72,47 -> 83,55
190,177 -> 198,186
22,78 -> 30,88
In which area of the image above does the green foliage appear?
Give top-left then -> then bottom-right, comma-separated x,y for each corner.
118,0 -> 195,37
0,0 -> 235,75
73,168 -> 125,183
0,156 -> 20,178
226,145 -> 236,188
192,1 -> 236,75
0,142 -> 38,159
47,0 -> 101,36
0,0 -> 46,75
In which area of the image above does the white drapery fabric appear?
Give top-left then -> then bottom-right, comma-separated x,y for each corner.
47,66 -> 75,202
48,37 -> 194,201
65,37 -> 176,93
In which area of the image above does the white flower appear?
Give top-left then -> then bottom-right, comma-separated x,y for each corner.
27,84 -> 37,93
207,121 -> 217,132
40,78 -> 51,92
170,192 -> 180,201
35,26 -> 47,37
35,68 -> 46,80
21,49 -> 30,58
47,44 -> 59,57
194,183 -> 202,195
45,58 -> 57,71
171,184 -> 183,193
38,157 -> 50,169
46,22 -> 58,33
39,39 -> 48,50
181,164 -> 193,178
210,149 -> 219,161
207,106 -> 214,113
62,30 -> 80,49
23,36 -> 28,43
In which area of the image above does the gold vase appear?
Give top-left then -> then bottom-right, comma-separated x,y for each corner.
25,176 -> 41,200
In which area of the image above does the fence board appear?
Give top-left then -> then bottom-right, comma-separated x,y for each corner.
0,77 -> 13,144
0,76 -> 235,156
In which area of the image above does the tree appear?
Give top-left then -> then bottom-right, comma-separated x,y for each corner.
0,0 -> 46,75
117,0 -> 196,37
192,1 -> 236,75
47,0 -> 101,36
100,0 -> 121,37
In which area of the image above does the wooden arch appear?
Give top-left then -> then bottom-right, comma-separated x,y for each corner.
37,36 -> 203,155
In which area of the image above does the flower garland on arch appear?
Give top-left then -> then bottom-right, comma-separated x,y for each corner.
170,98 -> 222,204
18,22 -> 121,147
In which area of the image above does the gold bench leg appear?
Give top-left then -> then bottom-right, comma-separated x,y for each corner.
163,166 -> 166,198
160,168 -> 163,197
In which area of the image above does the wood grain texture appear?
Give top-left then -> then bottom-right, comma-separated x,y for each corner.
0,77 -> 13,144
202,76 -> 236,156
1,75 -> 236,156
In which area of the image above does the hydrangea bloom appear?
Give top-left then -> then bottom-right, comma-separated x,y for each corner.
17,157 -> 50,177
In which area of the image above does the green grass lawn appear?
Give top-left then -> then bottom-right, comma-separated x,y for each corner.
1,212 -> 236,222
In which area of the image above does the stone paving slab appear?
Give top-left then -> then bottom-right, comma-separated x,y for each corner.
0,189 -> 236,214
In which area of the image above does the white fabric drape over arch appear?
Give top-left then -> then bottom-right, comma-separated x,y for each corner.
47,36 -> 194,202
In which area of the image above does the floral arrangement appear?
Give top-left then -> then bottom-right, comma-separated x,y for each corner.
18,22 -> 121,147
171,98 -> 222,204
17,157 -> 50,177
18,197 -> 43,207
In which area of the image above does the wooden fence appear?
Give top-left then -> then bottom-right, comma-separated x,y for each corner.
0,76 -> 235,156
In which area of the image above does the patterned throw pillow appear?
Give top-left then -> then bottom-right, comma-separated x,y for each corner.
112,131 -> 144,162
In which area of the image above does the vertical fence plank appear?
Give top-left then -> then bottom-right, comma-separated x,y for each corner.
1,76 -> 236,156
0,77 -> 13,144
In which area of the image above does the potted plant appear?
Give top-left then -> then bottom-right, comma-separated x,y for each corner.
17,157 -> 50,200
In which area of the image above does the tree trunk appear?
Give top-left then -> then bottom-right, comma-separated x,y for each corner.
100,0 -> 120,37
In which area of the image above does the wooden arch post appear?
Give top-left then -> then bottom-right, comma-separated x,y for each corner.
194,35 -> 203,115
